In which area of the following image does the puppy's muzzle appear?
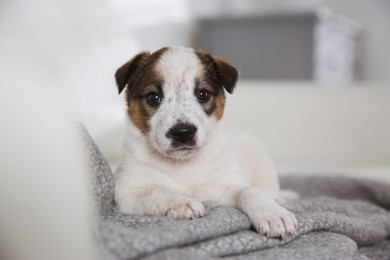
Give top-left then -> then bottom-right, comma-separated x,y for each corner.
166,123 -> 197,147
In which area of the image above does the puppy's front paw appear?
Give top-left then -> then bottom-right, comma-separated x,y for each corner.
166,199 -> 206,220
251,205 -> 297,238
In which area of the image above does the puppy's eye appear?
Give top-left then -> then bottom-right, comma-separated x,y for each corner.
196,89 -> 210,103
146,92 -> 162,106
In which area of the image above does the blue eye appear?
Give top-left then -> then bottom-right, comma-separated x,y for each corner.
146,92 -> 162,106
197,89 -> 210,103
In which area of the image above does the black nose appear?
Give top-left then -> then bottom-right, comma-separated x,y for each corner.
167,123 -> 197,144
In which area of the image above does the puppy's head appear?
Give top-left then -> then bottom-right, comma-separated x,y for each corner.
115,46 -> 238,160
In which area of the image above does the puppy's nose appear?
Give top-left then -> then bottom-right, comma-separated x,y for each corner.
167,123 -> 197,144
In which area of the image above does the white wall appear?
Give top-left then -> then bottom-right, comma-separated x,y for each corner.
223,81 -> 390,180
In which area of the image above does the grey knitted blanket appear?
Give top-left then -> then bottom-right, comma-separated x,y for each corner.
79,125 -> 390,260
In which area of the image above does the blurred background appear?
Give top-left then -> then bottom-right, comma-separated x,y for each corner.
1,0 -> 389,178
0,2 -> 389,258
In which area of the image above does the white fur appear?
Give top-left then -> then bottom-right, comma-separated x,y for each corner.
115,47 -> 297,237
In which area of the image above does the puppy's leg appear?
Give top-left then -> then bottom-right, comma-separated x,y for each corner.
237,187 -> 297,238
191,183 -> 297,237
234,135 -> 297,237
235,135 -> 280,198
235,134 -> 298,201
115,184 -> 206,220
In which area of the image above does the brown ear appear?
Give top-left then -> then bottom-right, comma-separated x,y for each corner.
211,55 -> 238,94
196,50 -> 239,94
115,51 -> 150,94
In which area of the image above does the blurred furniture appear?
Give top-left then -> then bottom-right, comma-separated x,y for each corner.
196,12 -> 315,80
195,8 -> 361,83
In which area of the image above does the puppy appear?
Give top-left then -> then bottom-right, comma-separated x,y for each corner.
114,46 -> 297,238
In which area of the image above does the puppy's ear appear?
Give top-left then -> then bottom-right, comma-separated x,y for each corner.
115,51 -> 150,94
211,55 -> 238,94
196,50 -> 239,94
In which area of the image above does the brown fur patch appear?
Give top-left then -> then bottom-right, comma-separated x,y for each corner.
115,47 -> 168,132
128,100 -> 148,132
195,50 -> 238,94
194,78 -> 226,120
214,93 -> 226,120
195,50 -> 238,120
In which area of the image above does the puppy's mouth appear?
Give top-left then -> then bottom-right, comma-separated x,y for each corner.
166,145 -> 199,159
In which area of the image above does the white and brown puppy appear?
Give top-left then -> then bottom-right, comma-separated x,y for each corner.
114,46 -> 297,238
